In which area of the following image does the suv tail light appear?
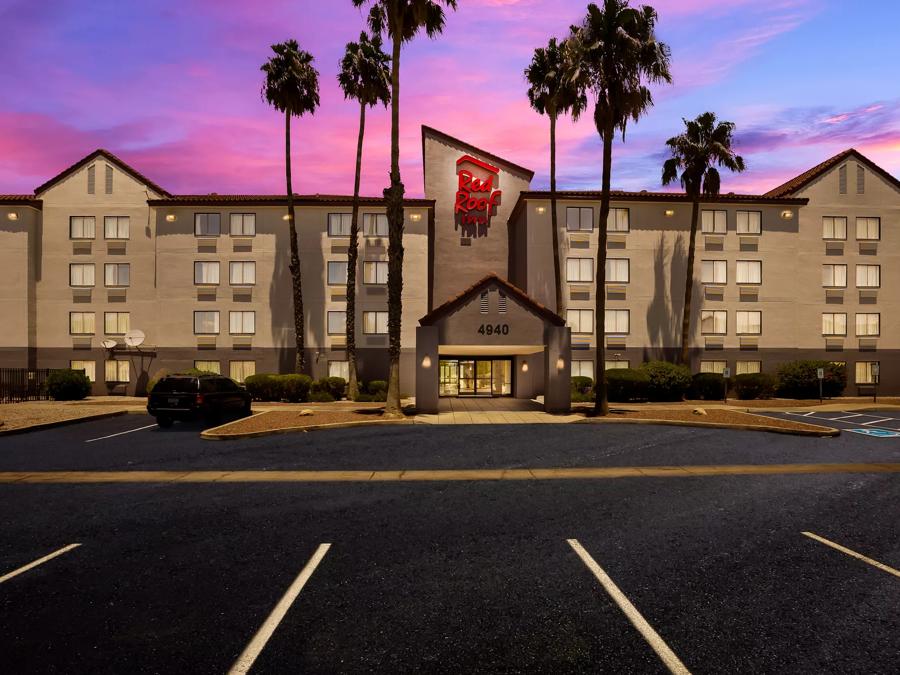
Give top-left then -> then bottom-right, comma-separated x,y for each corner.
196,394 -> 204,406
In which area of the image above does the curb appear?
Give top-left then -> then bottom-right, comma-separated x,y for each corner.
0,410 -> 130,436
572,417 -> 839,437
201,412 -> 414,440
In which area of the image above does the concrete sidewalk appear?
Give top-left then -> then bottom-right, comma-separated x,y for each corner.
415,397 -> 583,425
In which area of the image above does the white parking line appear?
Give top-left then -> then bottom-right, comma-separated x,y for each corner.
0,543 -> 81,584
860,418 -> 894,426
829,414 -> 864,421
229,543 -> 331,675
802,532 -> 900,579
85,423 -> 158,443
567,539 -> 690,675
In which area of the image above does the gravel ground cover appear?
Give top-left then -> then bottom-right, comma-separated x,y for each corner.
603,408 -> 835,433
205,408 -> 405,436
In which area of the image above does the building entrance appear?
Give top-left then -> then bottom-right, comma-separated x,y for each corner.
439,358 -> 512,397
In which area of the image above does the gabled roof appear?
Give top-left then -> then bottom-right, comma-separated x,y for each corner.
422,126 -> 535,182
420,273 -> 565,327
764,148 -> 900,197
34,149 -> 170,197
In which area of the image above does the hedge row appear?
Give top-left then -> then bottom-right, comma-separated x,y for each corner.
244,374 -> 347,402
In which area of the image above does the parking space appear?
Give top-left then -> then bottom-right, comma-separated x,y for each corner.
765,410 -> 900,439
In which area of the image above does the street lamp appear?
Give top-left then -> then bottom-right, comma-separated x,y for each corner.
872,363 -> 880,404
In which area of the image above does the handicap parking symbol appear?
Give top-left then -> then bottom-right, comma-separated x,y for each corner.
848,428 -> 900,438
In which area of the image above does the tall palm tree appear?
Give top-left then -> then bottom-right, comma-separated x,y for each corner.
662,112 -> 745,366
570,0 -> 671,416
353,0 -> 458,417
524,36 -> 588,317
338,32 -> 392,401
261,40 -> 320,374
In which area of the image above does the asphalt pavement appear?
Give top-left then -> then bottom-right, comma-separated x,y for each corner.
1,416 -> 899,673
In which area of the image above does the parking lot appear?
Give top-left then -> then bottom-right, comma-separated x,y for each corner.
764,409 -> 900,439
1,417 -> 899,673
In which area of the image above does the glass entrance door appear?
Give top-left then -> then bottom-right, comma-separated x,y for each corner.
475,361 -> 493,394
458,360 -> 475,395
438,358 -> 513,397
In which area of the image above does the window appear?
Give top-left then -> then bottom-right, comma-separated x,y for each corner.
328,360 -> 349,380
855,361 -> 879,384
69,263 -> 95,287
701,310 -> 727,335
606,258 -> 629,283
229,311 -> 256,335
856,217 -> 880,240
104,216 -> 129,239
327,261 -> 348,285
736,211 -> 761,235
572,361 -> 594,377
604,309 -> 629,334
69,216 -> 96,239
700,360 -> 727,374
822,313 -> 847,336
363,213 -> 388,237
701,210 -> 727,234
566,207 -> 593,232
604,360 -> 629,371
701,260 -> 727,285
838,165 -> 847,194
87,165 -> 95,194
736,260 -> 762,285
822,264 -> 847,288
736,310 -> 762,335
194,360 -> 221,374
194,310 -> 220,335
566,258 -> 593,282
822,216 -> 847,240
327,311 -> 346,335
229,261 -> 256,286
104,263 -> 130,287
69,312 -> 95,335
230,361 -> 256,383
736,361 -> 761,375
194,213 -> 221,236
230,213 -> 256,236
855,313 -> 880,337
363,261 -> 388,285
855,264 -> 880,288
104,164 -> 114,194
194,261 -> 220,285
857,165 -> 865,194
363,311 -> 388,334
607,208 -> 629,232
567,309 -> 593,334
104,312 -> 130,335
328,213 -> 352,236
70,360 -> 96,382
105,360 -> 130,383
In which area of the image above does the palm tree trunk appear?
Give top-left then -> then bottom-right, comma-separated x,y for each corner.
347,102 -> 366,401
549,111 -> 563,317
593,129 -> 612,416
679,198 -> 700,366
285,110 -> 305,374
384,32 -> 405,417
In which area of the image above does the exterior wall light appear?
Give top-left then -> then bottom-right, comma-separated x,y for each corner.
7,211 -> 18,221
535,206 -> 546,214
664,209 -> 675,217
421,355 -> 432,368
282,213 -> 292,221
781,210 -> 794,220
165,214 -> 176,222
521,360 -> 529,373
556,357 -> 565,371
409,213 -> 422,222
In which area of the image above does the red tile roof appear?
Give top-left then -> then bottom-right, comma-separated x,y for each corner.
148,194 -> 435,207
764,148 -> 900,197
420,273 -> 565,327
0,195 -> 42,208
34,149 -> 170,197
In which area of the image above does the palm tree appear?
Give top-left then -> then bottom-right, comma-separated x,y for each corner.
353,0 -> 458,417
338,32 -> 392,401
570,0 -> 671,415
662,112 -> 745,366
261,41 -> 320,374
524,37 -> 588,317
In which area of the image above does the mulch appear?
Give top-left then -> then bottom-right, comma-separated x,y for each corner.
606,409 -> 834,433
208,408 -> 399,435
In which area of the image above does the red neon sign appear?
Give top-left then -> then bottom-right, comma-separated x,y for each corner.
454,155 -> 502,235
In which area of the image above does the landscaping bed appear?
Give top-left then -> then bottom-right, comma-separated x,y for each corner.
590,408 -> 837,435
0,401 -> 139,432
203,408 -> 411,439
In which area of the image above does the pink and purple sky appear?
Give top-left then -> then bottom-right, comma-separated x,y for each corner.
1,0 -> 898,197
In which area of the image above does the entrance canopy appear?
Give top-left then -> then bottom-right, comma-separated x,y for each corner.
415,274 -> 571,413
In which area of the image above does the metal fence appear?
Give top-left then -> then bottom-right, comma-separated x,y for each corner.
0,368 -> 53,403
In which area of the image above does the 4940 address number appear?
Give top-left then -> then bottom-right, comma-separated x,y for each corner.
478,324 -> 510,336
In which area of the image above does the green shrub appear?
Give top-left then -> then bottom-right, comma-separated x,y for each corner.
323,376 -> 346,400
308,390 -> 335,403
367,379 -> 387,395
776,360 -> 846,399
606,368 -> 651,402
46,369 -> 92,401
571,376 -> 593,396
280,374 -> 312,402
244,374 -> 277,401
733,372 -> 776,400
639,361 -> 691,402
690,372 -> 726,401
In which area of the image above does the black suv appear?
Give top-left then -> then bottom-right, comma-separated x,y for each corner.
147,375 -> 252,427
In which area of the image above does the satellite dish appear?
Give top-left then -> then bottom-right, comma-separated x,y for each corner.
124,329 -> 146,348
101,339 -> 117,349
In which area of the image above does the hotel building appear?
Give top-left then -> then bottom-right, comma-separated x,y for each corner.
1,126 -> 898,409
